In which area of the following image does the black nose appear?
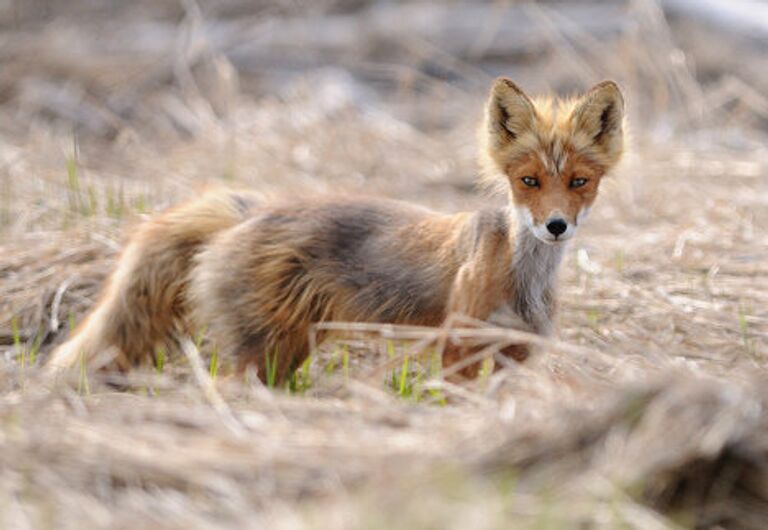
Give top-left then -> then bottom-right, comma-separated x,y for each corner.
546,219 -> 567,236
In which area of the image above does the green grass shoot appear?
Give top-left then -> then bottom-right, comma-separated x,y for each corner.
65,155 -> 97,217
105,183 -> 127,219
389,355 -> 417,400
194,327 -> 207,350
155,347 -> 166,374
324,347 -> 339,374
427,349 -> 447,405
287,355 -> 313,394
386,340 -> 395,359
209,347 -> 219,380
265,348 -> 279,388
78,350 -> 90,396
12,316 -> 24,369
132,194 -> 149,214
66,155 -> 81,214
28,333 -> 42,366
738,306 -> 755,357
478,356 -> 493,386
398,356 -> 409,395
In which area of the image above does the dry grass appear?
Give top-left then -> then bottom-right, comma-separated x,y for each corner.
1,1 -> 767,528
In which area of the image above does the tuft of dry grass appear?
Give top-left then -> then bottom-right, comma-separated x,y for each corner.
1,1 -> 767,528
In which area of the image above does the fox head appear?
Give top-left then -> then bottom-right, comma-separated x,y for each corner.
482,78 -> 624,244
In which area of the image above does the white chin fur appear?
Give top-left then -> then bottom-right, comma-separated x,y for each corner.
516,207 -> 576,244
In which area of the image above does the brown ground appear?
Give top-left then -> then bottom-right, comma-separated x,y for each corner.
1,1 -> 767,528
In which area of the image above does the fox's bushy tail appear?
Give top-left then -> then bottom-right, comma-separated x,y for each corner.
45,190 -> 258,374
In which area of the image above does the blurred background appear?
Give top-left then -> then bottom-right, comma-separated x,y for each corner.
4,0 -> 768,141
1,0 -> 767,207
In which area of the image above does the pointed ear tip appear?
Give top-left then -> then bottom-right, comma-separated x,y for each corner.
491,77 -> 524,95
592,80 -> 625,103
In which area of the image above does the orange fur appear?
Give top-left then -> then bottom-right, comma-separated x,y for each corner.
47,79 -> 625,382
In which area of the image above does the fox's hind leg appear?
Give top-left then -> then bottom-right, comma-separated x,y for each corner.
46,190 -> 259,376
232,329 -> 316,385
189,218 -> 330,385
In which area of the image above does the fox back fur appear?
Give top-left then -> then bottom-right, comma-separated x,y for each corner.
47,79 -> 625,382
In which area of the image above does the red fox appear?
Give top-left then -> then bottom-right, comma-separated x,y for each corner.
46,79 -> 624,382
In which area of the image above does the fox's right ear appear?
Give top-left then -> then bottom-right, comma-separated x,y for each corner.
570,81 -> 625,167
485,78 -> 538,150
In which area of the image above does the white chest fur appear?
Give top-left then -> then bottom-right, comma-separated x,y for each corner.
487,226 -> 564,335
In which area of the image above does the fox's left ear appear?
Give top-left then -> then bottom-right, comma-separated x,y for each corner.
485,78 -> 538,150
571,81 -> 625,167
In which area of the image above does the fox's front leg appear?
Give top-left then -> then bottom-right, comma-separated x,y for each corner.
443,263 -> 492,378
442,240 -> 526,378
443,280 -> 530,378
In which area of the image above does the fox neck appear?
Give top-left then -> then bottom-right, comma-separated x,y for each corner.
510,219 -> 565,336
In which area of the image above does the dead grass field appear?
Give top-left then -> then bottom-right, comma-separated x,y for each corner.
1,1 -> 767,528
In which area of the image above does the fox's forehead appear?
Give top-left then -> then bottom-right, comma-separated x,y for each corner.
507,136 -> 576,178
528,95 -> 582,126
505,96 -> 591,175
511,148 -> 601,180
533,137 -> 570,176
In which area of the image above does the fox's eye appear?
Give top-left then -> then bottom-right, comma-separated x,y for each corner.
521,176 -> 539,188
570,178 -> 588,188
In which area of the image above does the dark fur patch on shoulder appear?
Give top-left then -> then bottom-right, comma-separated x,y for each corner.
325,208 -> 387,258
306,203 -> 447,324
